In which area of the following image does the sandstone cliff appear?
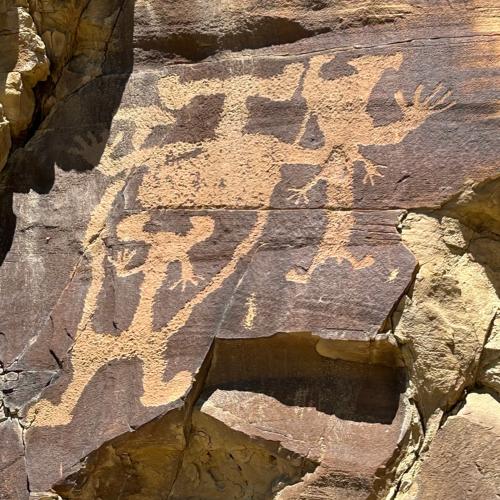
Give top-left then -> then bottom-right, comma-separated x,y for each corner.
0,1 -> 499,499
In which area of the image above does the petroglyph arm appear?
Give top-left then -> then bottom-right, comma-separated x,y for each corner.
370,83 -> 456,145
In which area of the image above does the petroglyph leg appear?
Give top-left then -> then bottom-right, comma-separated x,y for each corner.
140,339 -> 193,406
169,256 -> 203,291
286,212 -> 374,284
362,158 -> 386,186
28,333 -> 120,426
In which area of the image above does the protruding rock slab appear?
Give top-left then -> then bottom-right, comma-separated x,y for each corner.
175,333 -> 410,498
394,214 -> 498,418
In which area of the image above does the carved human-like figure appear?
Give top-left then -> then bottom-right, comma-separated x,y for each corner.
29,52 -> 455,426
29,215 -> 215,425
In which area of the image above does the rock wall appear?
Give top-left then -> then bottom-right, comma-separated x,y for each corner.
0,1 -> 498,499
0,1 -> 49,169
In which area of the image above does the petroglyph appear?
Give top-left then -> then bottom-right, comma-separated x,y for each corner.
111,214 -> 214,291
29,51 -> 454,426
29,211 -> 268,426
286,211 -> 375,284
244,293 -> 257,329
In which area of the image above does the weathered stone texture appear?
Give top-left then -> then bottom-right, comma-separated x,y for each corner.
394,213 -> 498,419
0,420 -> 29,500
396,392 -> 500,500
479,316 -> 500,393
0,104 -> 10,169
0,1 -> 499,499
0,0 -> 49,169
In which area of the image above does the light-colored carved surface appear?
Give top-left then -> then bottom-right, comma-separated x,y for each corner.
27,51 -> 455,428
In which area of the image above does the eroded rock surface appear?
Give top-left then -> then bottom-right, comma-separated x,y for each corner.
396,392 -> 500,500
479,316 -> 500,393
0,1 -> 499,499
176,334 -> 410,499
0,1 -> 49,169
394,213 -> 498,419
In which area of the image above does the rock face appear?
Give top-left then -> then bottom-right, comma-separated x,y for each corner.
396,392 -> 500,500
0,1 -> 49,169
0,1 -> 499,499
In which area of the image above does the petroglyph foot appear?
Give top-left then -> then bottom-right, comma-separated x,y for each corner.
351,254 -> 376,270
362,160 -> 386,186
140,370 -> 194,407
169,264 -> 203,292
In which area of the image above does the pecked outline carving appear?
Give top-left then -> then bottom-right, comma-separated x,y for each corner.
28,52 -> 455,426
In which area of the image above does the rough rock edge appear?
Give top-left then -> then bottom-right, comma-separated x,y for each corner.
0,2 -> 49,170
387,177 -> 500,498
0,2 -> 127,497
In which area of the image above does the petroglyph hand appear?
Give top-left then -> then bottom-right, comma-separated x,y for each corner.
70,131 -> 105,166
395,83 -> 456,122
362,159 -> 386,186
169,261 -> 203,292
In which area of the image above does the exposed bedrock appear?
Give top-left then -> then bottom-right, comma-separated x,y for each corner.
0,1 -> 49,170
0,0 -> 499,499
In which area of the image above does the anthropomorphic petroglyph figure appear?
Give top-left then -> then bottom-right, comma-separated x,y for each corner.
75,53 -> 453,280
284,54 -> 454,282
137,53 -> 453,208
30,52 -> 454,425
29,215 -> 216,425
111,214 -> 211,292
